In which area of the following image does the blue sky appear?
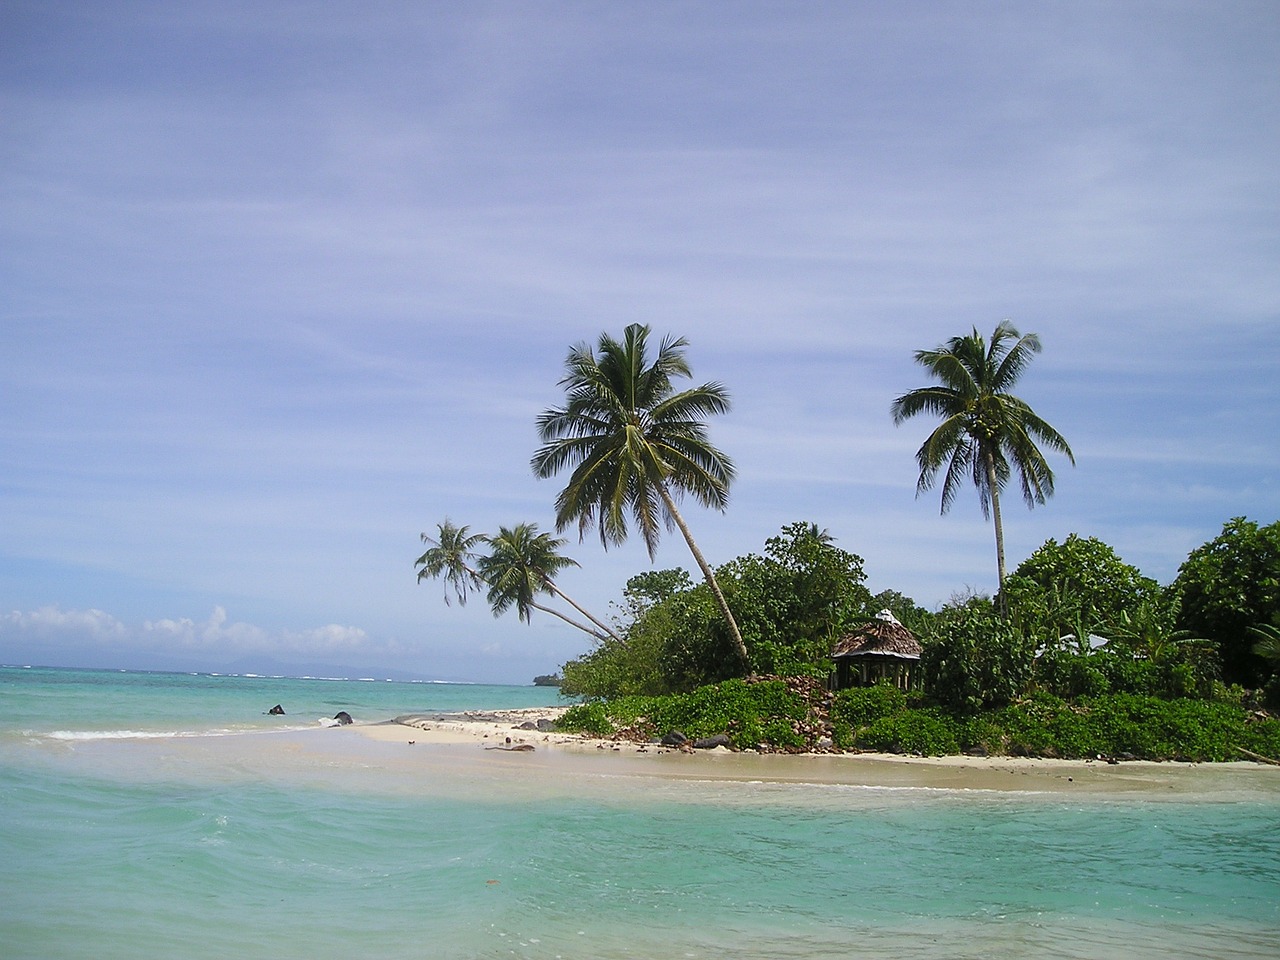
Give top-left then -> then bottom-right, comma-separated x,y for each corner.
2,1 -> 1277,683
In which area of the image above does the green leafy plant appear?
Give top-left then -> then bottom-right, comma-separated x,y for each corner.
920,603 -> 1034,712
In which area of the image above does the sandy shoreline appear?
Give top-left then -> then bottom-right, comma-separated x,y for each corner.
344,706 -> 1280,798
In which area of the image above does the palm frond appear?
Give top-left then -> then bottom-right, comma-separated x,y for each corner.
892,321 -> 1073,599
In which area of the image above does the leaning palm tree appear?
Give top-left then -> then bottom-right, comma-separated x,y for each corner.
415,519 -> 485,606
890,321 -> 1075,610
531,323 -> 748,667
477,522 -> 621,642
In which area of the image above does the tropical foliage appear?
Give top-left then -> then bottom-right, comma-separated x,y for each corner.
559,521 -> 875,698
556,678 -> 1280,762
917,600 -> 1035,713
890,321 -> 1074,606
1002,534 -> 1164,645
1173,517 -> 1280,687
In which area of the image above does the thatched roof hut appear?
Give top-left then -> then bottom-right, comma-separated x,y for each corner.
831,611 -> 922,690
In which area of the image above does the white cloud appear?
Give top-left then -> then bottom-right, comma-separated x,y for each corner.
0,604 -> 373,661
2,606 -> 128,642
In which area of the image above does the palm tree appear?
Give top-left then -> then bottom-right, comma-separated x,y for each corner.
531,323 -> 749,667
415,519 -> 485,606
477,522 -> 622,642
890,321 -> 1075,610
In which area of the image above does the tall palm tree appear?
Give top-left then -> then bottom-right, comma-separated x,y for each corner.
531,323 -> 749,667
477,522 -> 622,642
890,321 -> 1075,610
415,519 -> 485,606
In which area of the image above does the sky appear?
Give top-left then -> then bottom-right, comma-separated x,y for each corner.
2,1 -> 1277,683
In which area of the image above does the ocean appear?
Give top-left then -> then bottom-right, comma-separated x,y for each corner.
2,665 -> 1278,959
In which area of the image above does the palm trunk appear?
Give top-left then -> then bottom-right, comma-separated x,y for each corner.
656,482 -> 751,670
529,600 -> 609,641
984,450 -> 1009,618
541,578 -> 623,643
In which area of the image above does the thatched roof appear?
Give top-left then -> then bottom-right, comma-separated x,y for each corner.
831,611 -> 921,661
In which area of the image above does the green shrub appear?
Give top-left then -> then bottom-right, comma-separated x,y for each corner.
1238,716 -> 1280,760
991,693 -> 1092,758
560,679 -> 812,750
829,719 -> 855,751
563,677 -> 1279,763
859,709 -> 959,755
957,716 -> 1006,755
830,684 -> 907,728
920,605 -> 1034,712
559,701 -> 615,737
1035,650 -> 1110,699
760,718 -> 805,750
1078,695 -> 1244,761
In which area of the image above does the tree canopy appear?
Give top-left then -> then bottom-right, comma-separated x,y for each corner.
532,323 -> 747,665
891,321 -> 1074,606
1174,517 -> 1280,687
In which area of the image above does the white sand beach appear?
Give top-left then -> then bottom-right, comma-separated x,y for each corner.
349,707 -> 1280,799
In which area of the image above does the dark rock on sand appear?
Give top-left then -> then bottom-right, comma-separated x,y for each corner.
516,718 -> 560,732
692,734 -> 732,750
488,743 -> 535,752
660,730 -> 688,746
333,711 -> 353,725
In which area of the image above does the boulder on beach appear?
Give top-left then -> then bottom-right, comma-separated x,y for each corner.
333,711 -> 353,725
692,734 -> 732,750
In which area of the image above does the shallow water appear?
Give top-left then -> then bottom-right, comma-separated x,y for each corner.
3,667 -> 1279,959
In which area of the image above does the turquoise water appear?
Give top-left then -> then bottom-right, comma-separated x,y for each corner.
3,667 -> 1279,959
1,665 -> 568,739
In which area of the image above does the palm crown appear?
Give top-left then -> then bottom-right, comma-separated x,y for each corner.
891,321 -> 1074,603
532,323 -> 735,557
477,523 -> 580,624
415,519 -> 485,606
532,323 -> 748,666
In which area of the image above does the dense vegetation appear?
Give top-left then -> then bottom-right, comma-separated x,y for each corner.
556,518 -> 1280,762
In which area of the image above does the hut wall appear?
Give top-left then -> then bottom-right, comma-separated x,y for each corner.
833,657 -> 918,691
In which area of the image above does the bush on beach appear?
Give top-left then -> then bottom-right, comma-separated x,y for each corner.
552,520 -> 1280,762
559,676 -> 1280,762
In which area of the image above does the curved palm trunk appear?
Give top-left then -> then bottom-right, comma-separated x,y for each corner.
984,449 -> 1009,618
656,482 -> 750,669
529,599 -> 609,641
541,578 -> 623,643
